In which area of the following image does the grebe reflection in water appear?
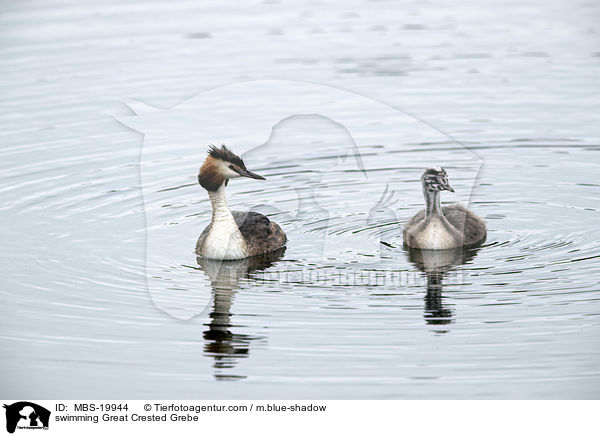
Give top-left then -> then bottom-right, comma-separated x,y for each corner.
405,246 -> 480,332
197,248 -> 285,380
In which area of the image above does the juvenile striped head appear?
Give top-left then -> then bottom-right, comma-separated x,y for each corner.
198,145 -> 265,191
421,167 -> 454,193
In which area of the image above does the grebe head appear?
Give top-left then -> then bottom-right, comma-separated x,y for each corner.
422,167 -> 454,193
198,145 -> 265,191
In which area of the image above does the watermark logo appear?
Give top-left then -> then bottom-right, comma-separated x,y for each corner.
3,402 -> 50,433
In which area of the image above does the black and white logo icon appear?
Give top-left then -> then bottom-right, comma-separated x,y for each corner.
3,402 -> 50,434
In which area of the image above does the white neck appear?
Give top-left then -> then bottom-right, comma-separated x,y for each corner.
208,184 -> 233,224
200,184 -> 248,260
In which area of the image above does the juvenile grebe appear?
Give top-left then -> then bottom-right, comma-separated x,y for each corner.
196,145 -> 287,260
403,167 -> 486,249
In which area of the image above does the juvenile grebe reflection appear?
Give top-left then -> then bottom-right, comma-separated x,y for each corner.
197,248 -> 285,380
405,246 -> 479,332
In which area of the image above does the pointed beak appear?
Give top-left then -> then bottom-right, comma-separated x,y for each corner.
442,182 -> 454,192
235,168 -> 266,180
439,177 -> 454,192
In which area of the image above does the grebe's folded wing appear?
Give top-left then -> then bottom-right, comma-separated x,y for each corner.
233,211 -> 272,239
442,204 -> 486,246
233,211 -> 286,254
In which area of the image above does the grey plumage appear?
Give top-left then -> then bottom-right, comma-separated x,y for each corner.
404,203 -> 487,248
439,204 -> 486,247
403,167 -> 487,249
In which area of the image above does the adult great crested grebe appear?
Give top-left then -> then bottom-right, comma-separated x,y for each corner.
403,167 -> 486,250
196,145 -> 287,260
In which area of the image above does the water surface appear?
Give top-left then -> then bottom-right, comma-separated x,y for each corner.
1,0 -> 599,399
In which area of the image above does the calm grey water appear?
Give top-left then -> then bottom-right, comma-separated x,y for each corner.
1,0 -> 599,399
